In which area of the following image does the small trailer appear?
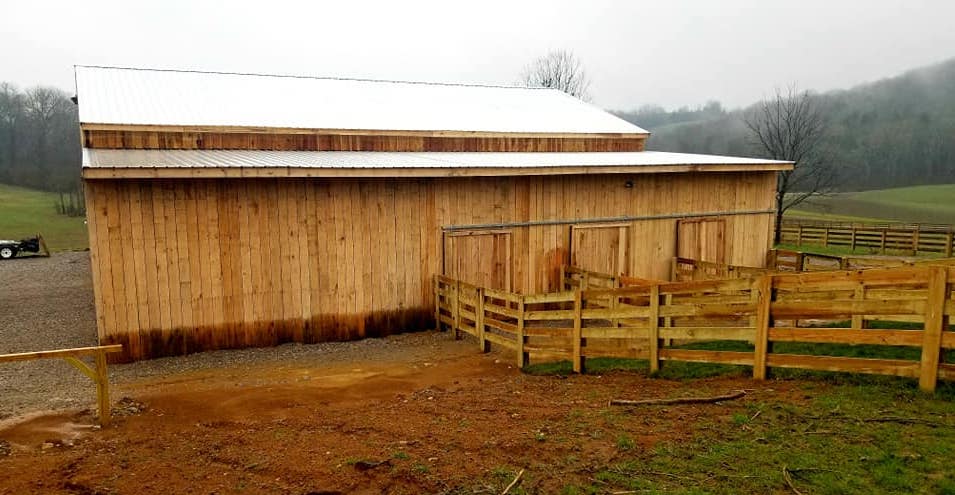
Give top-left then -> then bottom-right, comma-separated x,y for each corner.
0,235 -> 49,259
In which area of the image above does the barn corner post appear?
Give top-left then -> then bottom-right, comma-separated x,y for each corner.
918,265 -> 948,393
753,274 -> 774,380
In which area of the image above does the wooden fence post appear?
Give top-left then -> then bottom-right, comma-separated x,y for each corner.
852,284 -> 865,331
434,277 -> 441,332
476,287 -> 488,353
912,229 -> 920,256
880,230 -> 887,254
648,284 -> 661,373
850,227 -> 857,252
919,266 -> 948,393
516,295 -> 527,368
822,226 -> 829,248
94,350 -> 111,426
796,225 -> 803,246
753,275 -> 773,380
572,288 -> 583,373
946,232 -> 953,258
452,280 -> 461,340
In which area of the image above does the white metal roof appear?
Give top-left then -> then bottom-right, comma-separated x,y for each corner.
74,66 -> 648,135
83,149 -> 791,170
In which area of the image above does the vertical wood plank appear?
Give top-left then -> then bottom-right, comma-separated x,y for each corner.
753,275 -> 773,380
572,288 -> 583,373
919,266 -> 948,392
94,351 -> 110,426
476,287 -> 488,352
648,284 -> 661,373
516,294 -> 527,368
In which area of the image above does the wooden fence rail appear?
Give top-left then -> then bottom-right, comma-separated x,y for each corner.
436,264 -> 955,392
0,344 -> 124,425
781,219 -> 955,257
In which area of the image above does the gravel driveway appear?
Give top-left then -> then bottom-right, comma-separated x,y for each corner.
0,252 -> 464,420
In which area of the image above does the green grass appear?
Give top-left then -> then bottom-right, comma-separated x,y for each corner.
0,183 -> 88,251
789,184 -> 955,224
526,339 -> 955,494
785,208 -> 888,223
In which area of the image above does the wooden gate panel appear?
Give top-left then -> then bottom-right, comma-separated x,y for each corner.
571,224 -> 629,276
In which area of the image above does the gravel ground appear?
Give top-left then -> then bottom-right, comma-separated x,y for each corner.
0,252 -> 465,419
0,252 -> 97,419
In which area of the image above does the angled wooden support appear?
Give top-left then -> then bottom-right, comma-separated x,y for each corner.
0,344 -> 123,426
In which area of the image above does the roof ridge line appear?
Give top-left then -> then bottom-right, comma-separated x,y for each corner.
74,64 -> 553,91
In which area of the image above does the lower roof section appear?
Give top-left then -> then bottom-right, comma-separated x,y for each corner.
82,149 -> 792,179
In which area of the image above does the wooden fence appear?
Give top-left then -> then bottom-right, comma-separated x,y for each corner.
0,345 -> 123,425
781,219 -> 955,256
671,250 -> 955,282
435,265 -> 955,392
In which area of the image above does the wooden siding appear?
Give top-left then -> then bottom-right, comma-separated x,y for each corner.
82,129 -> 646,152
84,171 -> 777,361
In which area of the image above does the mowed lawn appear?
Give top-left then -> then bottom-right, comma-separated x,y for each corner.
0,183 -> 88,251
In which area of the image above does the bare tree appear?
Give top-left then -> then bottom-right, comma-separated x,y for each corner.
745,87 -> 836,243
520,50 -> 591,100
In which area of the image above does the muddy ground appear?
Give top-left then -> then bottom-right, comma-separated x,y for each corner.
0,338 -> 796,494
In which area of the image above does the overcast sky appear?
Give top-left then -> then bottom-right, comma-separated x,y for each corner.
2,0 -> 954,110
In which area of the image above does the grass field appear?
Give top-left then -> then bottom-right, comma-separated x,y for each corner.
525,345 -> 955,495
790,184 -> 955,224
0,183 -> 88,252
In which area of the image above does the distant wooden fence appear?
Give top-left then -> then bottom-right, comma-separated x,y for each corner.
671,250 -> 955,282
781,219 -> 955,256
435,265 -> 955,392
0,345 -> 123,425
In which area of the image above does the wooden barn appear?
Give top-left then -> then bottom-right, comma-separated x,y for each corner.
76,66 -> 792,361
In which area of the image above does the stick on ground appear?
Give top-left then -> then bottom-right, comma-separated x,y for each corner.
501,468 -> 524,495
609,390 -> 746,407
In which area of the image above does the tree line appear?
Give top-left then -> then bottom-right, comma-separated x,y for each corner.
616,57 -> 955,191
0,83 -> 81,196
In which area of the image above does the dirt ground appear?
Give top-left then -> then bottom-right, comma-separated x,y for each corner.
0,337 -> 796,494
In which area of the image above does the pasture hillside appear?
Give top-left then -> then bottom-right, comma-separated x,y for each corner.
791,184 -> 955,224
0,183 -> 88,251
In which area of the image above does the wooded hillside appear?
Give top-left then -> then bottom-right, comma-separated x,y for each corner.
616,57 -> 955,191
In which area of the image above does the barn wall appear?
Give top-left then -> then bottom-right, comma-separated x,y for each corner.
84,171 -> 777,360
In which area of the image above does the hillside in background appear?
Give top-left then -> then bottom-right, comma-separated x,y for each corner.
0,183 -> 88,251
791,184 -> 955,224
616,57 -> 955,191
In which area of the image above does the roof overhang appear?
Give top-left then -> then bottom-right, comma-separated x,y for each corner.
81,149 -> 794,180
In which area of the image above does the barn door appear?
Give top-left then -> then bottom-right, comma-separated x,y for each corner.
570,224 -> 630,276
677,218 -> 726,264
443,230 -> 512,290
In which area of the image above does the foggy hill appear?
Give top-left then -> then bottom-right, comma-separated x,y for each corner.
615,56 -> 955,191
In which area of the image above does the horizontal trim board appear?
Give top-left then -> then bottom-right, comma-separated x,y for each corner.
442,209 -> 777,231
80,123 -> 651,139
